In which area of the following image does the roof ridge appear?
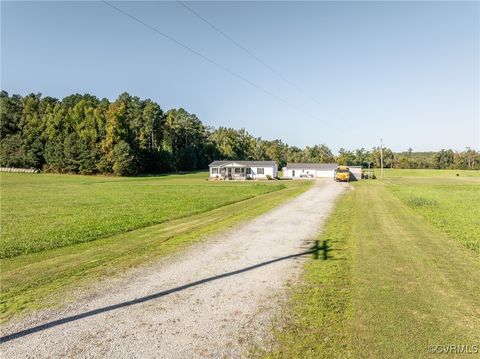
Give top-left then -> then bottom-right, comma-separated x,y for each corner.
209,160 -> 277,166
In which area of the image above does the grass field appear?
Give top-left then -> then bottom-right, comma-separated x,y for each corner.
384,172 -> 480,252
266,169 -> 480,358
1,172 -> 287,258
384,168 -> 479,177
0,172 -> 311,321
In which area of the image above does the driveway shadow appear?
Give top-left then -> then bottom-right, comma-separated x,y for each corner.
1,245 -> 329,343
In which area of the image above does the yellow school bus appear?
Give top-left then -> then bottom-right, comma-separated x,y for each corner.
334,166 -> 350,182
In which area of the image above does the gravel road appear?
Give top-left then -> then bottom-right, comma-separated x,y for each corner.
1,179 -> 346,358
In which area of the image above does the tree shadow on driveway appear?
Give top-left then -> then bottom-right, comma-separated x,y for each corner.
1,243 -> 333,343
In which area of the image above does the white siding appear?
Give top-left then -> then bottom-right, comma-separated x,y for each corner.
284,167 -> 361,180
315,170 -> 335,178
249,166 -> 276,179
210,164 -> 278,180
209,166 -> 221,178
283,168 -> 333,179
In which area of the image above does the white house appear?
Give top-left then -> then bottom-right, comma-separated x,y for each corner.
283,163 -> 362,180
283,163 -> 338,179
209,160 -> 278,180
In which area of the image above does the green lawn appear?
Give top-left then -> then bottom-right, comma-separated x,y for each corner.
384,175 -> 480,253
265,170 -> 480,358
1,172 -> 285,258
0,172 -> 311,322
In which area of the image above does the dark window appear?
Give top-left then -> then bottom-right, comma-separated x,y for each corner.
246,168 -> 252,174
212,167 -> 218,174
257,168 -> 264,175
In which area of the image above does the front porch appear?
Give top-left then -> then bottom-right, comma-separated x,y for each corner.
209,163 -> 252,180
219,164 -> 249,180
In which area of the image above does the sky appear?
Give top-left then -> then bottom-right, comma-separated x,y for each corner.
1,1 -> 479,152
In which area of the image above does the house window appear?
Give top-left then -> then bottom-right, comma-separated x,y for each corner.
257,168 -> 264,175
246,168 -> 252,175
212,167 -> 218,174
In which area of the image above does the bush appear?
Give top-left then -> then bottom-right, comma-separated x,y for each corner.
266,174 -> 272,180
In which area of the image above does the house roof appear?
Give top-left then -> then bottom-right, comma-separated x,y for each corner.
285,163 -> 338,170
209,160 -> 277,167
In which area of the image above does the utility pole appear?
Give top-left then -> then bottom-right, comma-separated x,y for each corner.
380,138 -> 384,178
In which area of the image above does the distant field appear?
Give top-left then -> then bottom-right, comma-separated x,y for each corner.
266,169 -> 480,358
384,168 -> 480,177
0,172 -> 285,258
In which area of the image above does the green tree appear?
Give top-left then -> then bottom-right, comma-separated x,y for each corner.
336,148 -> 355,165
112,140 -> 134,175
100,99 -> 128,173
304,144 -> 334,163
163,108 -> 209,171
434,149 -> 454,169
286,146 -> 305,163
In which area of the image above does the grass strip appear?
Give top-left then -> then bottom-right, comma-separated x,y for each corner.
264,181 -> 480,358
262,188 -> 354,359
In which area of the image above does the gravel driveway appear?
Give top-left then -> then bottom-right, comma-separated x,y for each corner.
1,179 -> 346,358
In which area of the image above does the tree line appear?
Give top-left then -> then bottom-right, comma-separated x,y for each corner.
1,91 -> 478,175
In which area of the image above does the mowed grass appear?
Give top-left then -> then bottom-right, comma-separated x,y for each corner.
0,172 -> 284,258
0,172 -> 311,321
266,171 -> 480,358
384,171 -> 480,252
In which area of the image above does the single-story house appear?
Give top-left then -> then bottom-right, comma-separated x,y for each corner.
209,160 -> 278,180
283,163 -> 363,180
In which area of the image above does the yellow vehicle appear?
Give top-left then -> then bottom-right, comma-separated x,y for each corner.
334,166 -> 351,182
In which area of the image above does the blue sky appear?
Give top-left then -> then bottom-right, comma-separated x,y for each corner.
2,1 -> 479,152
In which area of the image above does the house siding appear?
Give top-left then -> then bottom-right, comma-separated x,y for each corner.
315,169 -> 335,178
284,168 -> 334,179
208,161 -> 278,180
249,166 -> 276,179
284,163 -> 362,180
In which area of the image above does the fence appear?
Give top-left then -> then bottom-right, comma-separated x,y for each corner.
0,167 -> 39,173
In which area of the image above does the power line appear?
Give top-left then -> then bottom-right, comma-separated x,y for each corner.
102,1 -> 341,131
176,1 -> 342,115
